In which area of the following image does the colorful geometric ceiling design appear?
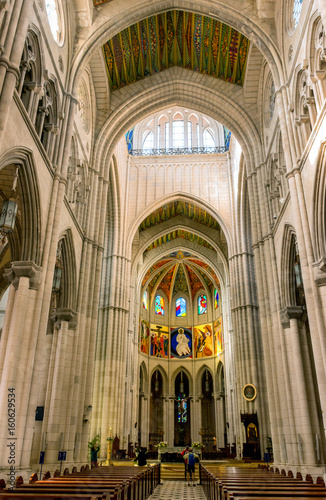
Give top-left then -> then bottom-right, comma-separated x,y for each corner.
148,267 -> 171,293
157,265 -> 176,300
185,265 -> 205,299
190,259 -> 220,286
102,10 -> 250,91
143,256 -> 220,307
168,251 -> 192,258
145,230 -> 214,253
195,267 -> 213,288
173,265 -> 189,296
141,259 -> 171,288
140,201 -> 220,232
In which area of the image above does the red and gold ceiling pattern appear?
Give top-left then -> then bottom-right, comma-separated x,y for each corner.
102,10 -> 250,91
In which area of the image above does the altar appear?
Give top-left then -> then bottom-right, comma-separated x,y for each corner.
158,446 -> 202,462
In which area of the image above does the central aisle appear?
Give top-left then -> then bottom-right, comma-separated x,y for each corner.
148,481 -> 206,499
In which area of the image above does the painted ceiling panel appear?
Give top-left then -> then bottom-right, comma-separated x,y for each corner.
190,259 -> 220,286
102,10 -> 250,91
144,229 -> 214,253
173,265 -> 189,296
185,264 -> 205,299
141,259 -> 171,288
157,265 -> 176,300
139,201 -> 220,232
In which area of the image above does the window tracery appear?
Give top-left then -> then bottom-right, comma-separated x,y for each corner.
18,31 -> 42,123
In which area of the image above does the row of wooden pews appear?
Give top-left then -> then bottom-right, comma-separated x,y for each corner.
200,464 -> 326,500
0,463 -> 160,500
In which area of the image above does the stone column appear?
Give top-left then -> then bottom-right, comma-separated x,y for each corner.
167,399 -> 174,446
0,262 -> 42,468
0,0 -> 33,131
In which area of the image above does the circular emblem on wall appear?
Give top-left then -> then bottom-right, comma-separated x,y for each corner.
242,384 -> 257,401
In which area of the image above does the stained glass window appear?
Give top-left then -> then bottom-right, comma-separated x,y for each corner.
292,0 -> 303,29
214,289 -> 219,309
176,297 -> 186,317
155,295 -> 164,315
177,395 -> 187,423
143,132 -> 153,150
198,294 -> 207,314
143,290 -> 148,310
45,0 -> 60,43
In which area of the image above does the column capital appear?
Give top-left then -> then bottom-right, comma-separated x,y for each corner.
312,257 -> 326,286
54,308 -> 78,330
280,306 -> 305,329
3,261 -> 42,290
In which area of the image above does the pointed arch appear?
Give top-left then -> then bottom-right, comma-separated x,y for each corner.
57,228 -> 77,312
0,147 -> 42,266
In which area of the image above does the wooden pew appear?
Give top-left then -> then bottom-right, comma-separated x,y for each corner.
0,464 -> 160,500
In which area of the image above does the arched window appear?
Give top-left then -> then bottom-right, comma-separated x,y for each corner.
143,132 -> 154,150
203,129 -> 215,148
45,0 -> 63,45
214,289 -> 219,309
176,297 -> 186,317
143,290 -> 148,310
155,295 -> 164,315
198,294 -> 207,314
173,120 -> 184,148
292,0 -> 303,29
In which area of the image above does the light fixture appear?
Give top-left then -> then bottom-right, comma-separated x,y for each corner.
0,166 -> 19,236
180,371 -> 184,394
52,241 -> 62,294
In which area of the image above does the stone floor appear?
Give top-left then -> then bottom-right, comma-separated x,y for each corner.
148,481 -> 206,499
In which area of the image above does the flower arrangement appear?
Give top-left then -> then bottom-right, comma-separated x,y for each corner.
154,441 -> 168,448
192,442 -> 204,449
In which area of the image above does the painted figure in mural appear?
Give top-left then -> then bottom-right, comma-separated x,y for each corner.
176,328 -> 191,356
163,335 -> 169,357
195,325 -> 213,357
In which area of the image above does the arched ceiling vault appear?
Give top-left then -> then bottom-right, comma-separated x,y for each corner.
70,0 -> 284,94
132,200 -> 229,302
102,10 -> 250,91
127,193 -> 233,261
94,70 -> 263,178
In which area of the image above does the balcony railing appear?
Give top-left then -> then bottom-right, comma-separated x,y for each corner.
129,146 -> 228,156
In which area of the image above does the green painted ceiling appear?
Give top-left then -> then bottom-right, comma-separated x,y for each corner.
139,201 -> 220,232
144,230 -> 214,253
102,10 -> 250,91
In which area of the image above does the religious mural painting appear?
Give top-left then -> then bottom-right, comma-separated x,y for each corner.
194,323 -> 214,358
170,327 -> 192,358
140,319 -> 149,355
213,317 -> 223,355
150,324 -> 169,358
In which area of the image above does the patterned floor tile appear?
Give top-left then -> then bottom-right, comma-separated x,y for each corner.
148,480 -> 206,499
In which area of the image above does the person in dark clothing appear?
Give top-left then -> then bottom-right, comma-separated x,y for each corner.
137,447 -> 147,466
90,444 -> 100,468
